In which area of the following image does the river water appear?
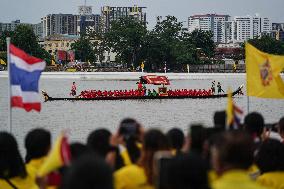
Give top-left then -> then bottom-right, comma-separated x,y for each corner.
0,74 -> 283,152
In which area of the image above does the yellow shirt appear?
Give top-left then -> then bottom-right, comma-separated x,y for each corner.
257,172 -> 284,189
0,176 -> 38,189
212,170 -> 268,189
114,165 -> 154,189
26,157 -> 46,181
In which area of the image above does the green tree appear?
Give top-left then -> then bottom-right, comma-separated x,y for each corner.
105,17 -> 147,68
247,35 -> 284,55
190,29 -> 215,61
150,16 -> 183,71
71,34 -> 96,63
0,25 -> 51,64
87,28 -> 109,64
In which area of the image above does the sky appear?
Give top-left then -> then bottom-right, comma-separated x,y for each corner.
0,0 -> 283,29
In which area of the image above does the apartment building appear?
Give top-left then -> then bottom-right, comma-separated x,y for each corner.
188,14 -> 230,43
41,14 -> 78,37
101,5 -> 147,32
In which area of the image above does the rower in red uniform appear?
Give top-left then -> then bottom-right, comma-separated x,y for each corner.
70,82 -> 77,96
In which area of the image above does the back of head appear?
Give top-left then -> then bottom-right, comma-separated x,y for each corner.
118,118 -> 140,139
244,112 -> 264,137
87,128 -> 111,158
70,143 -> 91,162
0,132 -> 26,178
168,153 -> 210,189
118,118 -> 141,163
166,128 -> 184,152
213,111 -> 226,130
25,128 -> 51,163
140,129 -> 170,185
143,129 -> 170,152
189,125 -> 206,155
212,131 -> 254,173
60,155 -> 113,189
255,139 -> 284,174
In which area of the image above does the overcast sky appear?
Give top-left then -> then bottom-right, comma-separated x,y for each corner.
0,0 -> 283,28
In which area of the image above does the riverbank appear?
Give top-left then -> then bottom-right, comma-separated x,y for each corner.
0,71 -> 247,80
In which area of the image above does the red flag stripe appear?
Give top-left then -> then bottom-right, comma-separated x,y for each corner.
11,96 -> 41,112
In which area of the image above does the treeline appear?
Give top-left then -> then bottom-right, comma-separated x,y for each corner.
1,16 -> 284,72
72,16 -> 216,72
0,25 -> 51,64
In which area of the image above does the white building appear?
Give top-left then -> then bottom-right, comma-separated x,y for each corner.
188,14 -> 230,43
221,15 -> 271,43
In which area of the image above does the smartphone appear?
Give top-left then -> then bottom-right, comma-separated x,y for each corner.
154,151 -> 174,189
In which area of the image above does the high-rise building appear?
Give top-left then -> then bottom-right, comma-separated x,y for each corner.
101,5 -> 146,32
271,23 -> 284,42
188,14 -> 230,43
41,14 -> 78,37
76,5 -> 101,34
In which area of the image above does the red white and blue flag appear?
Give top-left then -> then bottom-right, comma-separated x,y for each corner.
9,44 -> 46,112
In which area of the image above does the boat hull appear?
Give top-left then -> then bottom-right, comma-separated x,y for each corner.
44,86 -> 243,101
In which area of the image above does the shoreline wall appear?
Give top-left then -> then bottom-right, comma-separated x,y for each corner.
0,71 -> 247,80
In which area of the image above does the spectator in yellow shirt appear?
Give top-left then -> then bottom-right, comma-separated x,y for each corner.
114,129 -> 170,189
255,139 -> 284,189
0,132 -> 38,189
211,131 -> 267,189
25,128 -> 51,181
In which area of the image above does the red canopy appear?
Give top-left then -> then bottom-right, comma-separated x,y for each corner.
141,75 -> 170,85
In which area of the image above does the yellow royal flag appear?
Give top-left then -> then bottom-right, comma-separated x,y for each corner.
37,134 -> 71,177
0,58 -> 6,65
246,43 -> 284,99
226,88 -> 234,127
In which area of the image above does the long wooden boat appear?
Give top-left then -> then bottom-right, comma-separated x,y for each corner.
42,85 -> 244,102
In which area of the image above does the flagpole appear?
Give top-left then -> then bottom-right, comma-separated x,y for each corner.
6,37 -> 12,133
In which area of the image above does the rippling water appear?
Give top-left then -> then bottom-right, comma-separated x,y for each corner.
0,74 -> 283,152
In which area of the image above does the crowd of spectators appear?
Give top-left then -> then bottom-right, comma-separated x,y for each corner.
0,113 -> 284,189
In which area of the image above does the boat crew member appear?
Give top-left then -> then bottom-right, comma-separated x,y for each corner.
217,82 -> 225,94
211,80 -> 216,94
70,82 -> 77,96
138,82 -> 143,92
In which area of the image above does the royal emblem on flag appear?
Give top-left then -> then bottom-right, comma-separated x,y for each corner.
259,59 -> 273,86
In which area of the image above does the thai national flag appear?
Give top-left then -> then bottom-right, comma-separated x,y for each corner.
9,44 -> 46,112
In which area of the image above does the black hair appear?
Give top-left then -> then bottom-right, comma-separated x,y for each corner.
0,132 -> 27,179
189,125 -> 206,155
143,129 -> 170,151
166,128 -> 184,152
25,128 -> 51,163
168,153 -> 210,189
255,139 -> 284,174
118,118 -> 141,164
87,128 -> 112,158
70,143 -> 91,162
60,155 -> 113,189
213,111 -> 226,130
139,129 -> 170,185
244,112 -> 264,137
213,130 -> 254,170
